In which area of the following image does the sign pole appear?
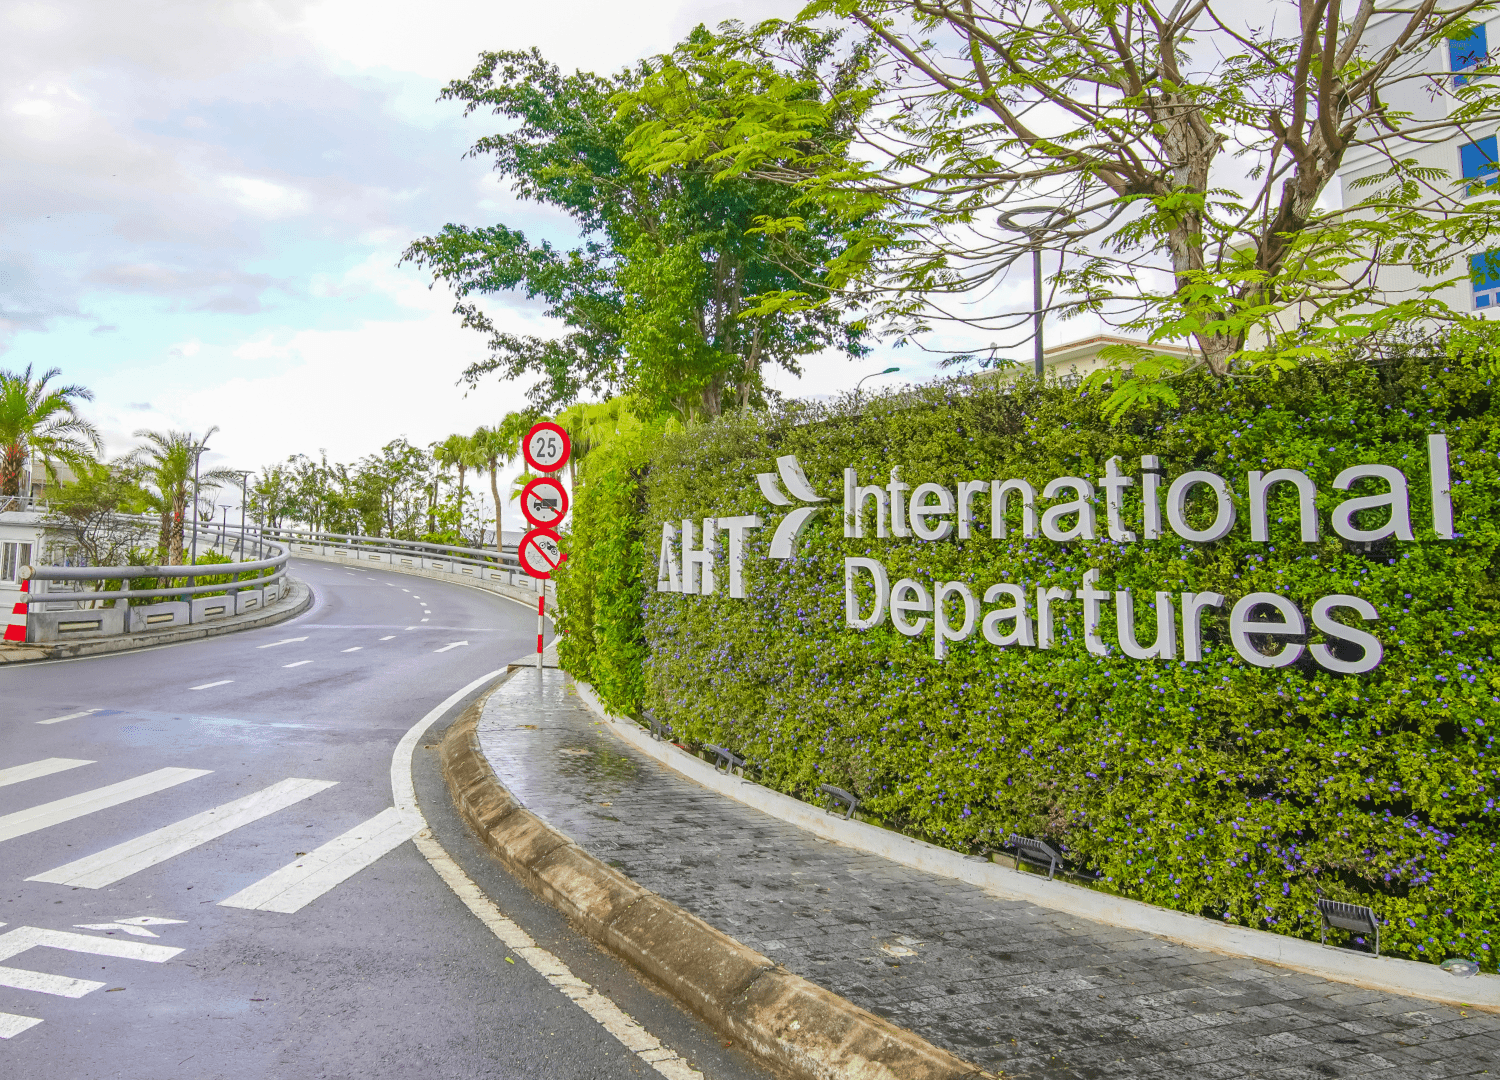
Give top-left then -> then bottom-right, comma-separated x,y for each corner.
518,421 -> 572,679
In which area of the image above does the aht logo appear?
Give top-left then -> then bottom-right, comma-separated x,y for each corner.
656,455 -> 825,598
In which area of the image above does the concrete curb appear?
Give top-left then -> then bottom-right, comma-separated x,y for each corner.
440,687 -> 994,1080
569,680 -> 1500,1015
0,578 -> 314,664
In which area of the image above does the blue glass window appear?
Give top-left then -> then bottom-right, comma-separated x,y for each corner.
1451,25 -> 1488,84
1461,136 -> 1499,192
1471,251 -> 1500,308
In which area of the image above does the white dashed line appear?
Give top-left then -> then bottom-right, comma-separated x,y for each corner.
342,647 -> 362,653
36,709 -> 102,726
379,636 -> 396,641
283,661 -> 313,668
190,680 -> 233,691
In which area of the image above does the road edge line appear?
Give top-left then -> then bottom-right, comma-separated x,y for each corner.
439,696 -> 991,1080
394,673 -> 705,1080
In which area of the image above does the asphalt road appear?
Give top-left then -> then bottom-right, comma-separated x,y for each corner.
0,559 -> 772,1080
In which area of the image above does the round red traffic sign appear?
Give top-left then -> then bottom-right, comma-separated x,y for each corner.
523,422 -> 571,473
518,527 -> 564,579
520,476 -> 569,528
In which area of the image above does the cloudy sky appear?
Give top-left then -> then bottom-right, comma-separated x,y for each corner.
1,0 -> 1013,524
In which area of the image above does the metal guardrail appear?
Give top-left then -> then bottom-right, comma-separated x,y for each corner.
9,518 -> 544,645
16,533 -> 291,644
257,526 -> 522,573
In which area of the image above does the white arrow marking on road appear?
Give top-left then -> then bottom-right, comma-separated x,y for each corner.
433,641 -> 469,653
256,636 -> 309,649
0,926 -> 181,998
72,917 -> 186,938
0,759 -> 93,789
36,709 -> 102,726
190,680 -> 233,690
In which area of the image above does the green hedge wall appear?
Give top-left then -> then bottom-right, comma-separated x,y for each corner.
562,350 -> 1500,968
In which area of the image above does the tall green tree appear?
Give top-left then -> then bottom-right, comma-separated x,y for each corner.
403,38 -> 868,421
0,365 -> 102,498
127,428 -> 237,564
433,433 -> 479,530
623,4 -> 1500,416
470,415 -> 533,551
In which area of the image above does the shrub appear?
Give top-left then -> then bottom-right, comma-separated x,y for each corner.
563,346 -> 1500,968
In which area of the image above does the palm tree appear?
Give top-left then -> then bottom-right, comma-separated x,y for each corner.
433,433 -> 472,521
128,428 -> 238,564
0,365 -> 103,499
470,413 -> 532,552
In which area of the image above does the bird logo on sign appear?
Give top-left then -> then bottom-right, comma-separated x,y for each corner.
755,456 -> 826,559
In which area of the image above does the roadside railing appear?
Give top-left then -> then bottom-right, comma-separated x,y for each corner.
256,525 -> 522,573
20,537 -> 291,643
262,525 -> 551,600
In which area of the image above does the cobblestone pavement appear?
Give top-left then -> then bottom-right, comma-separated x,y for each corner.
476,671 -> 1500,1080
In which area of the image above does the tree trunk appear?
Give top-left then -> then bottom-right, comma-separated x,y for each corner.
488,467 -> 503,553
0,444 -> 23,497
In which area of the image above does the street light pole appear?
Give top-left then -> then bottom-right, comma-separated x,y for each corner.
853,366 -> 901,405
1032,246 -> 1045,378
189,434 -> 209,586
997,205 -> 1071,381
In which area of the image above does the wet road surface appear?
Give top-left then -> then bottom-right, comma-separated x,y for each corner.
0,559 -> 772,1080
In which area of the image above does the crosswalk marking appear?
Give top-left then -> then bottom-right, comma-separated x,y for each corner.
219,807 -> 415,913
0,1011 -> 42,1039
0,768 -> 211,844
0,926 -> 181,998
36,709 -> 101,726
0,758 -> 93,789
29,778 -> 338,889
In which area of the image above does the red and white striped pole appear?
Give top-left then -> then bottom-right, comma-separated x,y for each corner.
537,589 -> 544,670
4,577 -> 30,643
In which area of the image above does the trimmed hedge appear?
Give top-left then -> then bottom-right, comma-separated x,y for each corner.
557,349 -> 1500,968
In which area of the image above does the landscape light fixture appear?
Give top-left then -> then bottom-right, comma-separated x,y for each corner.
996,206 -> 1072,378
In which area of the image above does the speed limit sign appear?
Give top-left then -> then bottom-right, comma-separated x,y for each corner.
523,422 -> 571,474
520,476 -> 569,528
518,528 -> 564,579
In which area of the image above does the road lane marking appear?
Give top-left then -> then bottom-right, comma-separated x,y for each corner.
190,680 -> 233,690
0,926 -> 181,998
0,759 -> 93,789
73,917 -> 185,938
0,768 -> 211,844
218,807 -> 414,913
283,660 -> 313,668
420,618 -> 429,622
30,778 -> 338,889
379,636 -> 395,641
341,647 -> 362,653
36,709 -> 102,726
256,637 -> 308,649
388,668 -> 702,1080
414,833 -> 702,1080
433,641 -> 469,653
0,1011 -> 42,1039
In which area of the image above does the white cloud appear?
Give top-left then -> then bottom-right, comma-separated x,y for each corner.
219,175 -> 310,219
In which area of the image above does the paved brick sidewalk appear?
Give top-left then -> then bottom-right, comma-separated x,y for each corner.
475,671 -> 1500,1079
